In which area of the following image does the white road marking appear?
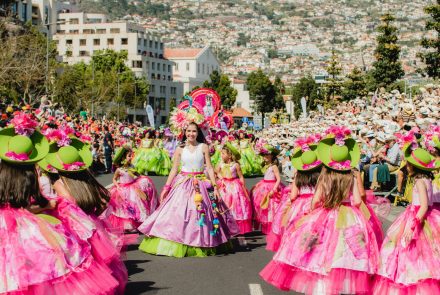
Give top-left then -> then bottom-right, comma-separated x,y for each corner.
249,284 -> 264,295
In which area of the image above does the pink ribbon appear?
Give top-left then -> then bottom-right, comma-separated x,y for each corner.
62,162 -> 85,171
329,160 -> 351,170
302,160 -> 322,170
5,151 -> 30,161
411,151 -> 436,168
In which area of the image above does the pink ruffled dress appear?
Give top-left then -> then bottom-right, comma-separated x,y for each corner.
1,174 -> 122,295
373,178 -> 440,295
365,190 -> 390,245
217,162 -> 252,234
105,168 -> 158,231
433,174 -> 440,211
251,165 -> 285,234
260,193 -> 380,294
266,186 -> 314,252
39,175 -> 127,294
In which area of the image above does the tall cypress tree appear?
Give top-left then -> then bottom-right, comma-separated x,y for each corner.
418,1 -> 440,79
371,14 -> 404,87
325,50 -> 343,102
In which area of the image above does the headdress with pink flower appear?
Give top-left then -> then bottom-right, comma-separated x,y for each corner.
0,112 -> 49,164
291,134 -> 323,171
169,98 -> 206,138
394,130 -> 418,150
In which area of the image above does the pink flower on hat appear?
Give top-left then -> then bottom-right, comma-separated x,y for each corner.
9,113 -> 38,136
325,126 -> 351,146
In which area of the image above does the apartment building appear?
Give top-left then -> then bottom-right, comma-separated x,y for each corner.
1,0 -> 32,22
54,12 -> 183,125
164,46 -> 220,94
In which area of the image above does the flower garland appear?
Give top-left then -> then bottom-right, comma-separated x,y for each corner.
193,178 -> 221,236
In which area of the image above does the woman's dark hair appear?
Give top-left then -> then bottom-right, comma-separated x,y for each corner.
0,161 -> 48,208
58,170 -> 110,215
294,168 -> 321,189
407,163 -> 434,180
180,122 -> 206,145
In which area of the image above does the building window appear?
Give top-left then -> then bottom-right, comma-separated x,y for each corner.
160,97 -> 166,109
160,43 -> 163,50
186,63 -> 190,71
57,30 -> 65,34
132,60 -> 142,68
110,28 -> 120,33
175,63 -> 179,71
121,38 -> 128,45
149,40 -> 153,48
79,51 -> 89,56
137,38 -> 142,45
66,50 -> 72,57
143,39 -> 147,47
162,64 -> 165,71
107,38 -> 114,45
197,63 -> 200,73
154,41 -> 158,49
202,64 -> 205,74
237,102 -> 242,108
69,18 -> 79,24
70,30 -> 79,34
96,29 -> 106,34
157,74 -> 161,80
171,87 -> 176,95
168,65 -> 171,72
93,39 -> 100,45
80,39 -> 86,46
151,73 -> 155,80
66,39 -> 73,45
152,62 -> 155,70
151,85 -> 155,93
83,29 -> 94,34
168,75 -> 171,81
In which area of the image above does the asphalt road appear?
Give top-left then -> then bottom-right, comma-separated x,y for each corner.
96,174 -> 403,295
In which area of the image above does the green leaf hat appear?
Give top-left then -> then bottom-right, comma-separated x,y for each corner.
291,135 -> 322,171
224,141 -> 241,161
404,145 -> 440,171
317,126 -> 360,171
0,113 -> 49,164
45,138 -> 93,173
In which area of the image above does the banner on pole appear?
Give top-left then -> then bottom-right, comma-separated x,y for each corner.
146,105 -> 155,128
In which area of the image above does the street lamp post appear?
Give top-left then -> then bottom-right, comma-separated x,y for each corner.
44,20 -> 68,95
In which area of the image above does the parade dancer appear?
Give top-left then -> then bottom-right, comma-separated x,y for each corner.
0,114 -> 120,294
138,112 -> 238,257
132,129 -> 156,175
373,144 -> 440,295
251,140 -> 284,234
216,142 -> 252,243
261,126 -> 380,295
266,135 -> 322,252
105,151 -> 158,232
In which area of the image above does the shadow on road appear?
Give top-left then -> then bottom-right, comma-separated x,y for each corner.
125,259 -> 150,276
125,281 -> 165,294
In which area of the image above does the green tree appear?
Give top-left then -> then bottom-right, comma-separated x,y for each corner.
343,67 -> 368,101
325,50 -> 343,103
203,70 -> 237,109
370,14 -> 404,88
247,69 -> 276,116
273,76 -> 286,111
291,75 -> 320,118
418,1 -> 440,79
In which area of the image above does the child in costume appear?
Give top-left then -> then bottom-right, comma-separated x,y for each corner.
43,135 -> 128,293
261,126 -> 380,295
422,125 -> 440,211
106,151 -> 158,232
149,131 -> 172,176
216,142 -> 252,240
138,108 -> 238,258
238,130 -> 258,176
251,140 -> 284,234
373,143 -> 440,295
132,130 -> 156,175
0,114 -> 120,294
266,135 -> 322,252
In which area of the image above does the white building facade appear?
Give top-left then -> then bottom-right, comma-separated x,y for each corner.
54,12 -> 183,125
231,79 -> 254,113
164,46 -> 220,94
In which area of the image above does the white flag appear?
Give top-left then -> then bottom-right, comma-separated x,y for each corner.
146,105 -> 155,128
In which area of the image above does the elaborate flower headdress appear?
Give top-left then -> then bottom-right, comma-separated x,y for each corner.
294,134 -> 322,152
255,138 -> 279,156
43,124 -> 75,147
169,96 -> 206,137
